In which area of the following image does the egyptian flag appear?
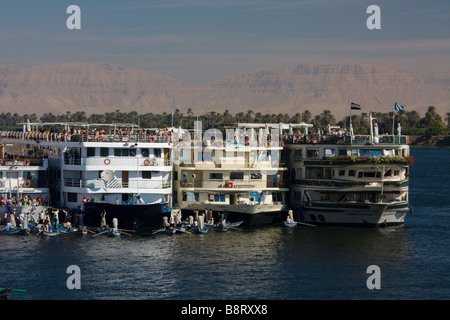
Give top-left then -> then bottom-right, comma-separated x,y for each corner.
351,102 -> 361,110
394,102 -> 404,111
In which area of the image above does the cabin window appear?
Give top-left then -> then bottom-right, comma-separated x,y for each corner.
338,149 -> 347,156
209,173 -> 223,180
324,148 -> 336,158
306,149 -> 319,158
141,148 -> 149,157
100,148 -> 109,157
67,193 -> 77,202
87,147 -> 95,157
250,172 -> 262,180
338,170 -> 345,176
214,194 -> 226,202
230,172 -> 244,180
142,171 -> 152,179
272,192 -> 282,202
348,170 -> 356,176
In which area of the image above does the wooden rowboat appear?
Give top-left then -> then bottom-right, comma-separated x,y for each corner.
0,287 -> 12,298
283,221 -> 298,227
43,230 -> 59,236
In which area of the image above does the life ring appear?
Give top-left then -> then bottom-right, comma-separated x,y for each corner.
148,136 -> 155,143
281,140 -> 285,148
24,180 -> 31,188
151,158 -> 158,166
104,158 -> 111,165
23,159 -> 31,166
266,141 -> 271,148
216,140 -> 223,147
144,159 -> 150,166
97,136 -> 104,142
0,159 -> 3,166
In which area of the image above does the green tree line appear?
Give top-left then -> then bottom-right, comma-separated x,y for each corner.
0,106 -> 448,138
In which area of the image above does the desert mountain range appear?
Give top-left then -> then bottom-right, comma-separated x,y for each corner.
0,62 -> 448,121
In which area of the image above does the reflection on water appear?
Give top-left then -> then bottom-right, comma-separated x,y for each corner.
1,223 -> 420,300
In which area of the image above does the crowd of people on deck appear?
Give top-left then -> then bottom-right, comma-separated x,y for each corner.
283,128 -> 349,144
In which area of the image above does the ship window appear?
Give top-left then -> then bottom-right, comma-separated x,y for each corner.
142,171 -> 152,179
324,148 -> 336,158
272,192 -> 282,202
250,172 -> 262,180
214,194 -> 225,202
100,148 -> 109,157
67,193 -> 77,202
141,148 -> 149,157
209,173 -> 223,180
348,170 -> 356,176
306,149 -> 319,158
230,172 -> 244,180
130,148 -> 136,156
87,147 -> 95,157
338,170 -> 345,176
338,149 -> 347,156
114,148 -> 121,156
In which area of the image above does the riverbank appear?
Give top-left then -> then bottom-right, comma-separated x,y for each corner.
409,135 -> 450,147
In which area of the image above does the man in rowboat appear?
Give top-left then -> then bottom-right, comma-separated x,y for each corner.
286,210 -> 295,224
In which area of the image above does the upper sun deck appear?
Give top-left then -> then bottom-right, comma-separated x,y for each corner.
284,133 -> 409,146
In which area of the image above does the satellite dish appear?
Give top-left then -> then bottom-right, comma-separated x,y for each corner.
101,170 -> 114,181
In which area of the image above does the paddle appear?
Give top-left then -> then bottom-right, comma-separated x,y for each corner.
151,229 -> 163,235
86,229 -> 97,235
119,231 -> 132,236
176,229 -> 191,234
296,221 -> 317,227
92,230 -> 108,237
36,230 -> 43,236
119,228 -> 136,233
0,287 -> 27,292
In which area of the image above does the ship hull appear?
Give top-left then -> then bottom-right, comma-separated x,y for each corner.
180,203 -> 289,227
82,202 -> 170,230
298,201 -> 410,227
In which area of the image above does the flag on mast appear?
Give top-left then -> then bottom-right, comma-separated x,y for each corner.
350,102 -> 361,110
394,102 -> 404,111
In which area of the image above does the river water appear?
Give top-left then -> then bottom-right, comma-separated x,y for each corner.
1,147 -> 449,302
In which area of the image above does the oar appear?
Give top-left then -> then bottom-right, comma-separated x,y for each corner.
296,221 -> 317,227
151,229 -> 163,235
92,230 -> 108,237
0,287 -> 27,292
119,229 -> 135,233
36,230 -> 43,236
119,231 -> 132,236
176,229 -> 191,234
227,226 -> 242,231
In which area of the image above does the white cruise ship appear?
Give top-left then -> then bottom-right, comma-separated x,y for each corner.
0,131 -> 50,219
1,123 -> 173,230
172,121 -> 289,226
284,115 -> 412,226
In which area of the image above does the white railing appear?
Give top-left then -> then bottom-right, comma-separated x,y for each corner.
64,178 -> 171,190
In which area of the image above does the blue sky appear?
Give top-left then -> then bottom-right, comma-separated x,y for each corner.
0,0 -> 449,83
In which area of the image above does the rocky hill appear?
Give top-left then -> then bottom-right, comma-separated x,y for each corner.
0,62 -> 448,120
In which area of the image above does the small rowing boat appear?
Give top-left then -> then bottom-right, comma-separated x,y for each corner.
283,221 -> 298,227
108,228 -> 121,238
0,287 -> 12,298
